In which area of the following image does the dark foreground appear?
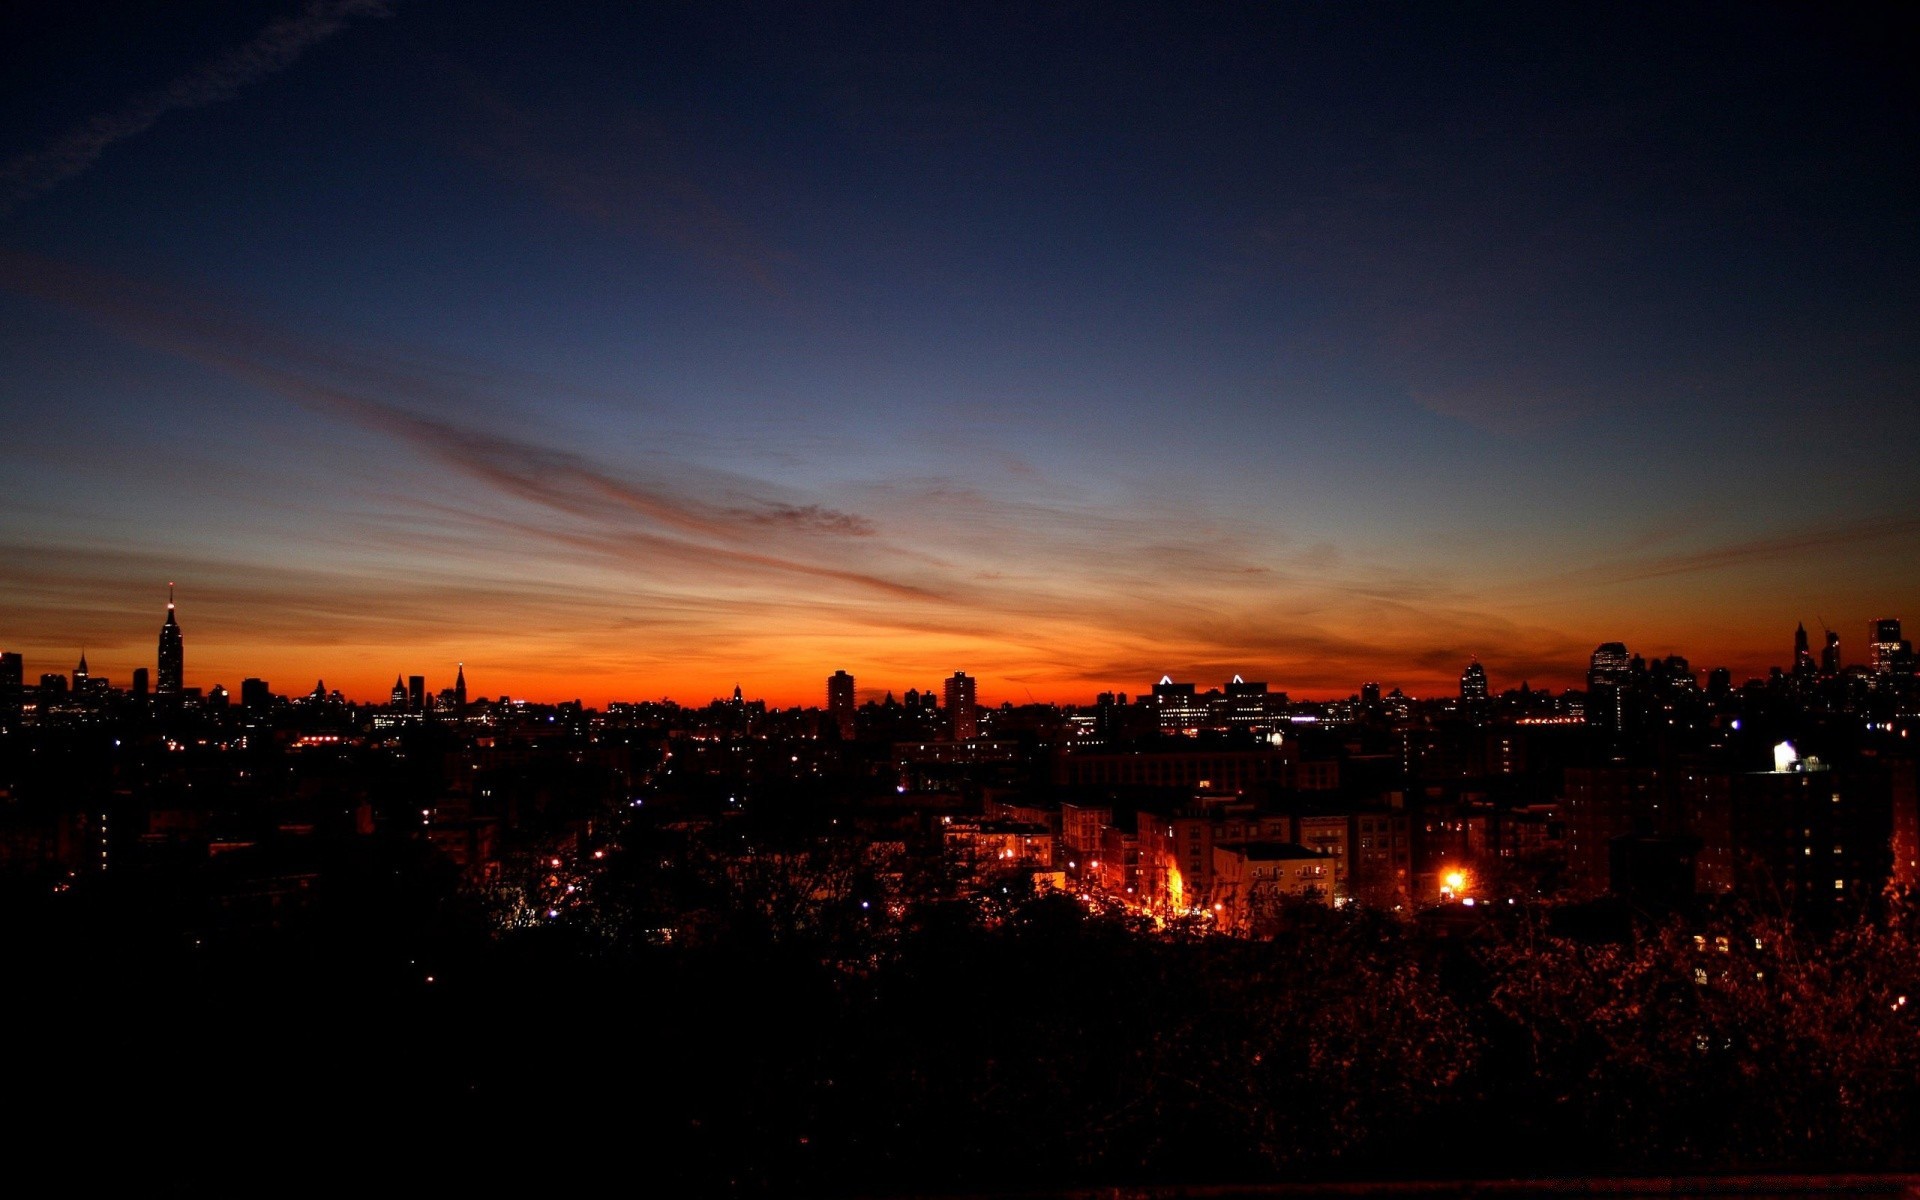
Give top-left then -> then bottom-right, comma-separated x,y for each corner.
11,864 -> 1919,1193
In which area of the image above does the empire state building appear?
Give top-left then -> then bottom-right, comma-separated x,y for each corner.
157,583 -> 184,695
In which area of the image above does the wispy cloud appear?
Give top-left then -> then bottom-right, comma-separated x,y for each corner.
1542,514 -> 1920,589
450,73 -> 791,295
0,0 -> 388,216
0,250 -> 1612,700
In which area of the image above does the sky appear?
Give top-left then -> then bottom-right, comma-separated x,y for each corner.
1,1 -> 1916,706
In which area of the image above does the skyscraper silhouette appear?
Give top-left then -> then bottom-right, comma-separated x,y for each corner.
157,583 -> 183,695
827,670 -> 856,739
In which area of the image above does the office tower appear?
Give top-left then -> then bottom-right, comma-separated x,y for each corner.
1822,630 -> 1842,676
208,684 -> 229,712
39,673 -> 68,700
73,650 -> 89,691
1872,619 -> 1907,673
1,651 -> 22,708
408,675 -> 426,711
1150,675 -> 1205,731
1460,660 -> 1489,703
1587,642 -> 1633,734
827,670 -> 856,739
454,663 -> 468,712
157,583 -> 183,695
1794,623 -> 1815,678
131,667 -> 148,698
1588,643 -> 1631,688
241,678 -> 271,710
391,675 -> 407,707
1224,675 -> 1272,728
944,671 -> 978,741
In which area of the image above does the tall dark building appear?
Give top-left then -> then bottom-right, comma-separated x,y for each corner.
131,667 -> 148,698
1460,660 -> 1489,704
241,678 -> 271,710
391,675 -> 407,707
827,670 -> 856,739
944,671 -> 978,741
408,675 -> 426,711
453,663 -> 468,713
1822,629 -> 1842,676
1793,623 -> 1815,679
73,650 -> 89,692
157,583 -> 183,695
1587,642 -> 1633,734
0,651 -> 22,708
1872,619 -> 1910,674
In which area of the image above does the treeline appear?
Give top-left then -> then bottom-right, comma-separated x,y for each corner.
14,852 -> 1920,1191
439,888 -> 1920,1191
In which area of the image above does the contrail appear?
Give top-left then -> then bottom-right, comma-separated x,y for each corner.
0,0 -> 388,216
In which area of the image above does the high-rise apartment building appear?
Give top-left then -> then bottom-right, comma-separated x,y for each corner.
827,670 -> 856,739
944,671 -> 978,741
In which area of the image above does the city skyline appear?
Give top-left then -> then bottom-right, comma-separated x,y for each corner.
3,4 -> 1917,709
0,579 -> 1906,708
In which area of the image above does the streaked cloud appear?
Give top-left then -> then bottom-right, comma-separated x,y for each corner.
0,0 -> 388,215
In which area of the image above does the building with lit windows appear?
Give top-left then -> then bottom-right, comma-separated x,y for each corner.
1871,618 -> 1910,674
1212,842 -> 1336,933
943,671 -> 978,740
1147,676 -> 1208,732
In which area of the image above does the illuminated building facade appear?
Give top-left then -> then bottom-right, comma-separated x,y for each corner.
1212,842 -> 1336,933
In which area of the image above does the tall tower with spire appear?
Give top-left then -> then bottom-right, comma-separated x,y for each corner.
157,583 -> 184,696
74,649 -> 89,692
453,662 -> 468,713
